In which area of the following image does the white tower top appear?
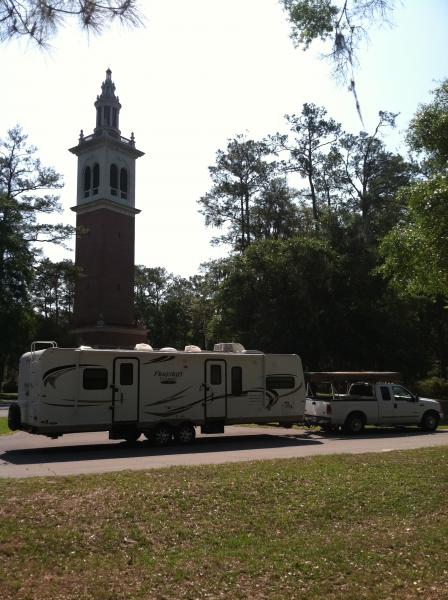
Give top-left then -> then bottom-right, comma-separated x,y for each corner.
69,69 -> 144,215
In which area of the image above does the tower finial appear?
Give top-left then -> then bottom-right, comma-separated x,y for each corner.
94,68 -> 121,135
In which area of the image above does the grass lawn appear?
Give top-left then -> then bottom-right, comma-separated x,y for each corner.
0,417 -> 12,435
0,448 -> 447,599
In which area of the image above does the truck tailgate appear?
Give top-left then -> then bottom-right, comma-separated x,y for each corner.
304,398 -> 331,422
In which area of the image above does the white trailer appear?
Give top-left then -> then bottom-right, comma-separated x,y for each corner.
9,341 -> 306,444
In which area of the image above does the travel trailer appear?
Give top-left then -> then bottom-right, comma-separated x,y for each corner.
8,341 -> 306,445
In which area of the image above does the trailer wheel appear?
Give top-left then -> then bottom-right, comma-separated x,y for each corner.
8,403 -> 21,431
420,411 -> 439,432
152,424 -> 173,446
343,412 -> 365,435
174,422 -> 196,445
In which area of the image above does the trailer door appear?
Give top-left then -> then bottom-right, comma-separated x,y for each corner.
113,358 -> 139,422
204,360 -> 227,419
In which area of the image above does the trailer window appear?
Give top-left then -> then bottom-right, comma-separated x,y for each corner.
231,366 -> 242,396
266,376 -> 295,389
210,364 -> 222,385
120,363 -> 133,386
83,368 -> 108,390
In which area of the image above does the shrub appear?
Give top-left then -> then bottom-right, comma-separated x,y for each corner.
415,376 -> 448,400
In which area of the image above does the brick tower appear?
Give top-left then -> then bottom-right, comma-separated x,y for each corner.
69,69 -> 147,347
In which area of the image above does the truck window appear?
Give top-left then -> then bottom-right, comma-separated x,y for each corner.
380,386 -> 391,401
231,366 -> 242,396
266,376 -> 295,389
120,363 -> 133,386
83,368 -> 108,390
349,383 -> 373,397
210,364 -> 222,385
392,385 -> 413,401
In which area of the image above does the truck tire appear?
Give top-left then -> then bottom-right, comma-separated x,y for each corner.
174,422 -> 196,444
8,403 -> 21,431
420,411 -> 439,432
343,412 -> 365,435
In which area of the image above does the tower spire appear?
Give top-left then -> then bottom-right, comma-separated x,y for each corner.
94,68 -> 122,135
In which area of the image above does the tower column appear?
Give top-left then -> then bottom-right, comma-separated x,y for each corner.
69,70 -> 146,348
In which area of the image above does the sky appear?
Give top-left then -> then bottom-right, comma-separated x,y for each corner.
1,0 -> 447,277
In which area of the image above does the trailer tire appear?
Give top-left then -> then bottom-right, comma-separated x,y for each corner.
152,424 -> 173,446
8,403 -> 21,431
420,411 -> 439,432
343,412 -> 365,435
174,422 -> 196,445
279,421 -> 293,429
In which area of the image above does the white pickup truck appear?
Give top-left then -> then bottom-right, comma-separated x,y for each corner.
304,372 -> 443,434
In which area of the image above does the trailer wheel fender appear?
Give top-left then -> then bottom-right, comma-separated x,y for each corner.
8,403 -> 21,431
420,411 -> 439,432
174,422 -> 196,445
343,412 -> 366,435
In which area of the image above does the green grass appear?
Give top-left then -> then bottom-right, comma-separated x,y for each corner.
0,448 -> 447,599
0,417 -> 11,435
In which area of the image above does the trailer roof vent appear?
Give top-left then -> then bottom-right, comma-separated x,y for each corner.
160,347 -> 178,352
213,342 -> 245,353
184,345 -> 202,352
134,343 -> 153,351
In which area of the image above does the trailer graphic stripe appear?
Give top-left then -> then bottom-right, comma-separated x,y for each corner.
42,364 -> 102,388
142,356 -> 176,365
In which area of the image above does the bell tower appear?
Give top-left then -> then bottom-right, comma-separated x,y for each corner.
69,69 -> 147,347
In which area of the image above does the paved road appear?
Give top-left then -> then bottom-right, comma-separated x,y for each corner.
1,426 -> 447,478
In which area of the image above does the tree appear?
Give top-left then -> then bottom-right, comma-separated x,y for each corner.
380,81 -> 448,298
251,177 -> 303,240
31,258 -> 77,325
379,81 -> 448,377
198,135 -> 276,250
0,126 -> 72,379
276,103 -> 340,222
407,79 -> 448,173
335,111 -> 413,239
0,0 -> 141,45
281,1 -> 395,118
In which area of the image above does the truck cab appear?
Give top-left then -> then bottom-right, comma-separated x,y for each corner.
304,372 -> 443,434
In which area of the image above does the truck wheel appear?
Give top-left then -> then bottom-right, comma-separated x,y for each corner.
174,422 -> 196,444
152,424 -> 173,446
343,413 -> 365,435
8,404 -> 21,431
420,411 -> 439,432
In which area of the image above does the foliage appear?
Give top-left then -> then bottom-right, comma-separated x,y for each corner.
282,0 -> 395,81
276,103 -> 341,222
380,81 -> 448,301
407,79 -> 448,173
0,126 -> 73,375
198,135 -> 276,250
415,377 -> 448,401
134,265 -> 205,349
379,176 -> 448,298
0,0 -> 142,45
